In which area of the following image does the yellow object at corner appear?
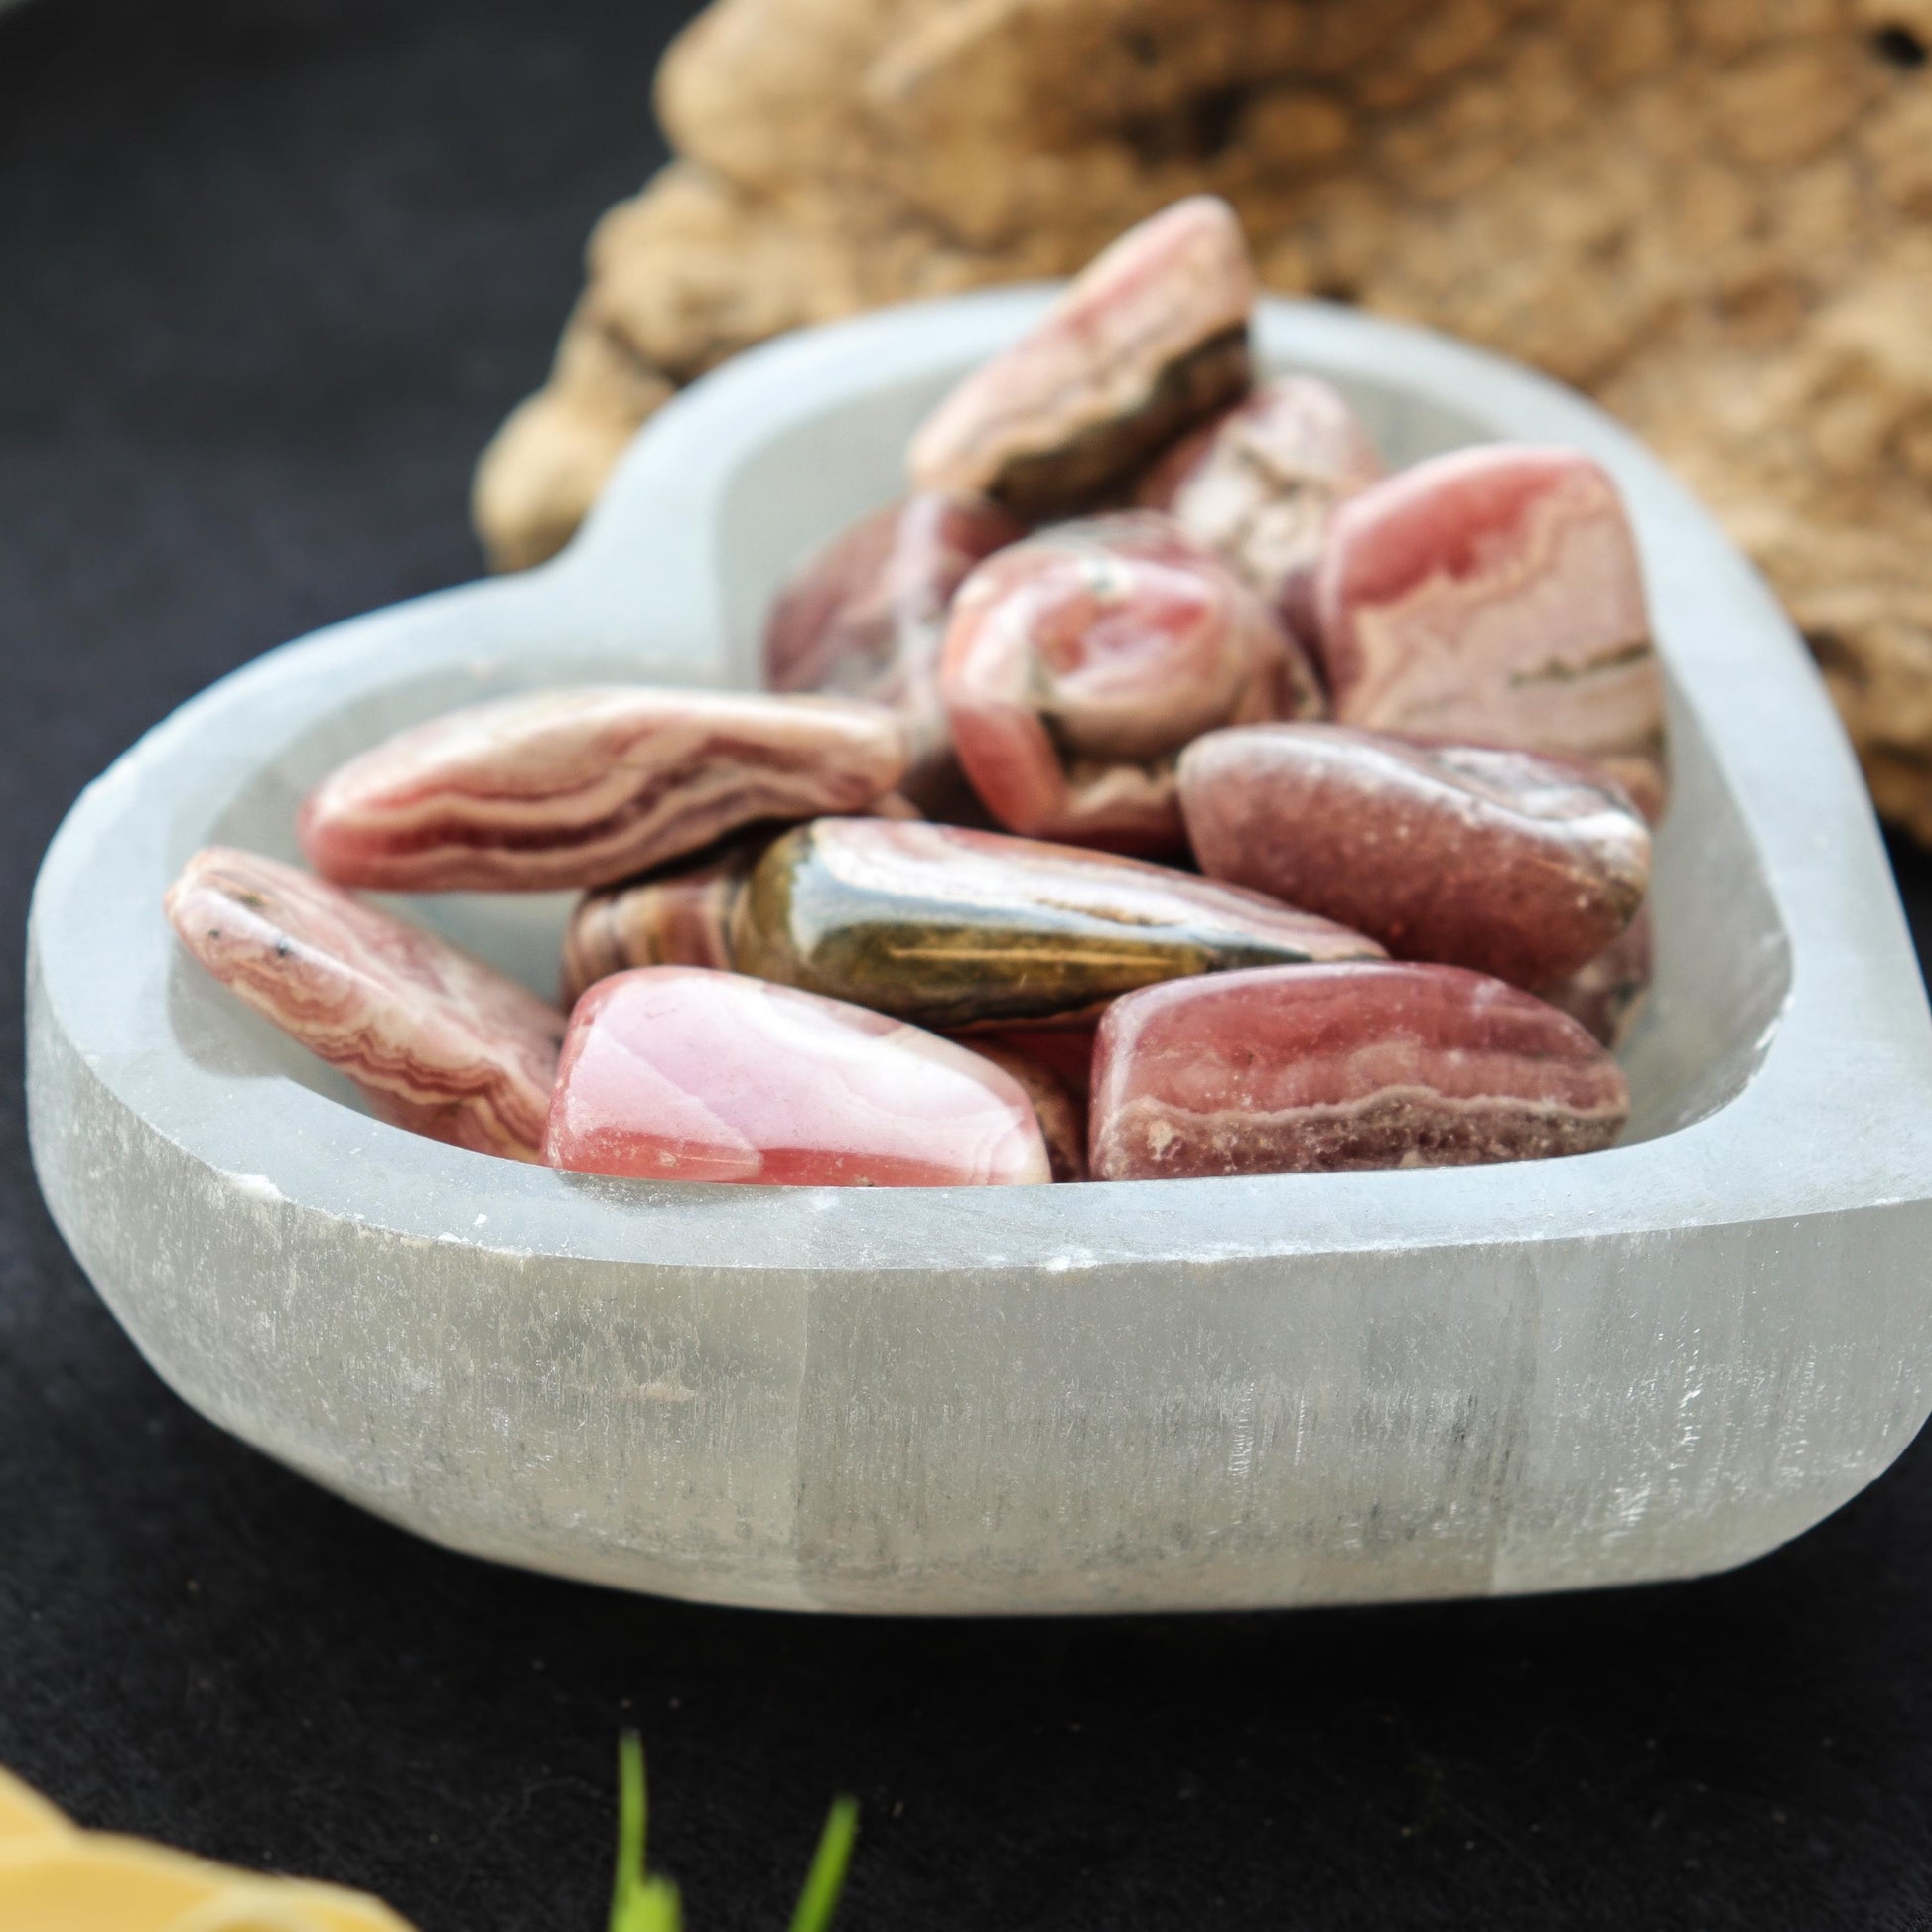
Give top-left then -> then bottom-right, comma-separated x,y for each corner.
0,1766 -> 415,1932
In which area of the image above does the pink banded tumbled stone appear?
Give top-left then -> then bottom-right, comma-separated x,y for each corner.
1177,723 -> 1650,988
165,846 -> 564,1162
959,1036 -> 1089,1182
907,196 -> 1256,518
543,967 -> 1050,1187
1537,899 -> 1653,1050
1090,961 -> 1629,1180
1135,374 -> 1384,644
1312,446 -> 1668,798
299,686 -> 907,894
939,512 -> 1317,852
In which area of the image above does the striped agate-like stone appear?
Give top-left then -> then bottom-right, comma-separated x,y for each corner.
763,493 -> 1025,808
731,816 -> 1383,1033
958,1036 -> 1089,1182
1135,374 -> 1384,644
1313,446 -> 1668,802
1177,723 -> 1651,988
1537,899 -> 1653,1050
544,967 -> 1050,1187
165,846 -> 564,1163
299,686 -> 907,893
1090,961 -> 1629,1180
560,832 -> 765,1008
907,196 -> 1255,518
939,511 -> 1316,853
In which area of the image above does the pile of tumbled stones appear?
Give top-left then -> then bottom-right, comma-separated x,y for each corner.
167,195 -> 1664,1191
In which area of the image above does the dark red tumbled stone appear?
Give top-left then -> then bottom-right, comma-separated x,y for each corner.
1177,723 -> 1650,988
763,493 -> 1025,805
1536,900 -> 1653,1049
1089,961 -> 1629,1179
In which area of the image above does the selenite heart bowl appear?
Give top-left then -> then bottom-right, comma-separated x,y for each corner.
28,293 -> 1932,1615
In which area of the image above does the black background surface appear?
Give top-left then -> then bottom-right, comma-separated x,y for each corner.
7,4 -> 1932,1927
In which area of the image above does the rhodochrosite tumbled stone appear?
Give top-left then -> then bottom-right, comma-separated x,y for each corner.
907,197 -> 1255,518
731,816 -> 1382,1032
965,1037 -> 1089,1182
165,847 -> 563,1162
939,512 -> 1316,852
560,833 -> 765,1006
544,967 -> 1049,1187
1178,724 -> 1650,987
1090,962 -> 1628,1180
763,493 -> 1026,805
1313,446 -> 1668,799
1135,375 -> 1384,641
299,686 -> 906,893
1538,900 -> 1654,1049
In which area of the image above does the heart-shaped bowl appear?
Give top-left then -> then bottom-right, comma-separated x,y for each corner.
28,292 -> 1932,1614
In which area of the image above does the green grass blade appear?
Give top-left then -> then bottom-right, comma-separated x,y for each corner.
610,1731 -> 648,1932
787,1796 -> 860,1932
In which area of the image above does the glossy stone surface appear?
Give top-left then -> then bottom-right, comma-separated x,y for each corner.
300,686 -> 906,893
763,492 -> 1026,806
164,847 -> 563,1162
1313,446 -> 1668,797
731,815 -> 1382,1031
1539,900 -> 1654,1050
939,512 -> 1315,852
1178,724 -> 1651,988
544,966 -> 1049,1187
1135,374 -> 1384,642
961,1036 -> 1089,1182
560,832 -> 764,1007
907,197 -> 1255,517
1091,961 -> 1629,1180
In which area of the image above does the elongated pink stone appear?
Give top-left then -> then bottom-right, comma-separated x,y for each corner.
908,197 -> 1256,517
544,967 -> 1049,1186
1313,446 -> 1668,797
939,512 -> 1316,852
165,847 -> 564,1162
299,686 -> 907,893
1177,724 -> 1650,988
1135,374 -> 1384,642
1537,900 -> 1653,1049
1091,961 -> 1628,1179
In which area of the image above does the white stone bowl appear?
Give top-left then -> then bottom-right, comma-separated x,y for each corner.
28,294 -> 1932,1614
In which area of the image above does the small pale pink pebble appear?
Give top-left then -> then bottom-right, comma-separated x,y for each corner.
165,846 -> 563,1162
544,966 -> 1050,1187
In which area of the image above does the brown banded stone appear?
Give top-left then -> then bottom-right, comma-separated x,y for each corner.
165,847 -> 564,1163
939,511 -> 1317,853
763,492 -> 1026,808
560,831 -> 766,1007
1537,899 -> 1654,1050
1312,445 -> 1669,805
1177,723 -> 1651,988
906,196 -> 1256,519
730,815 -> 1382,1033
1090,961 -> 1629,1180
1134,374 -> 1385,645
299,685 -> 906,893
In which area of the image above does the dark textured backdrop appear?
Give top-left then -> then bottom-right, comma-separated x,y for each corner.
7,5 -> 1932,1928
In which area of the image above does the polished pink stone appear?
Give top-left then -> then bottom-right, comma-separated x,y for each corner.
1177,723 -> 1651,987
938,511 -> 1317,852
1135,374 -> 1384,642
962,1037 -> 1089,1182
544,967 -> 1050,1187
1537,899 -> 1653,1049
560,832 -> 765,1007
1312,446 -> 1668,797
1090,961 -> 1628,1179
299,686 -> 907,893
907,197 -> 1255,517
165,847 -> 564,1162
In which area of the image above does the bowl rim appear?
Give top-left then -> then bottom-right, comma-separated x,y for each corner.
28,289 -> 1932,1277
